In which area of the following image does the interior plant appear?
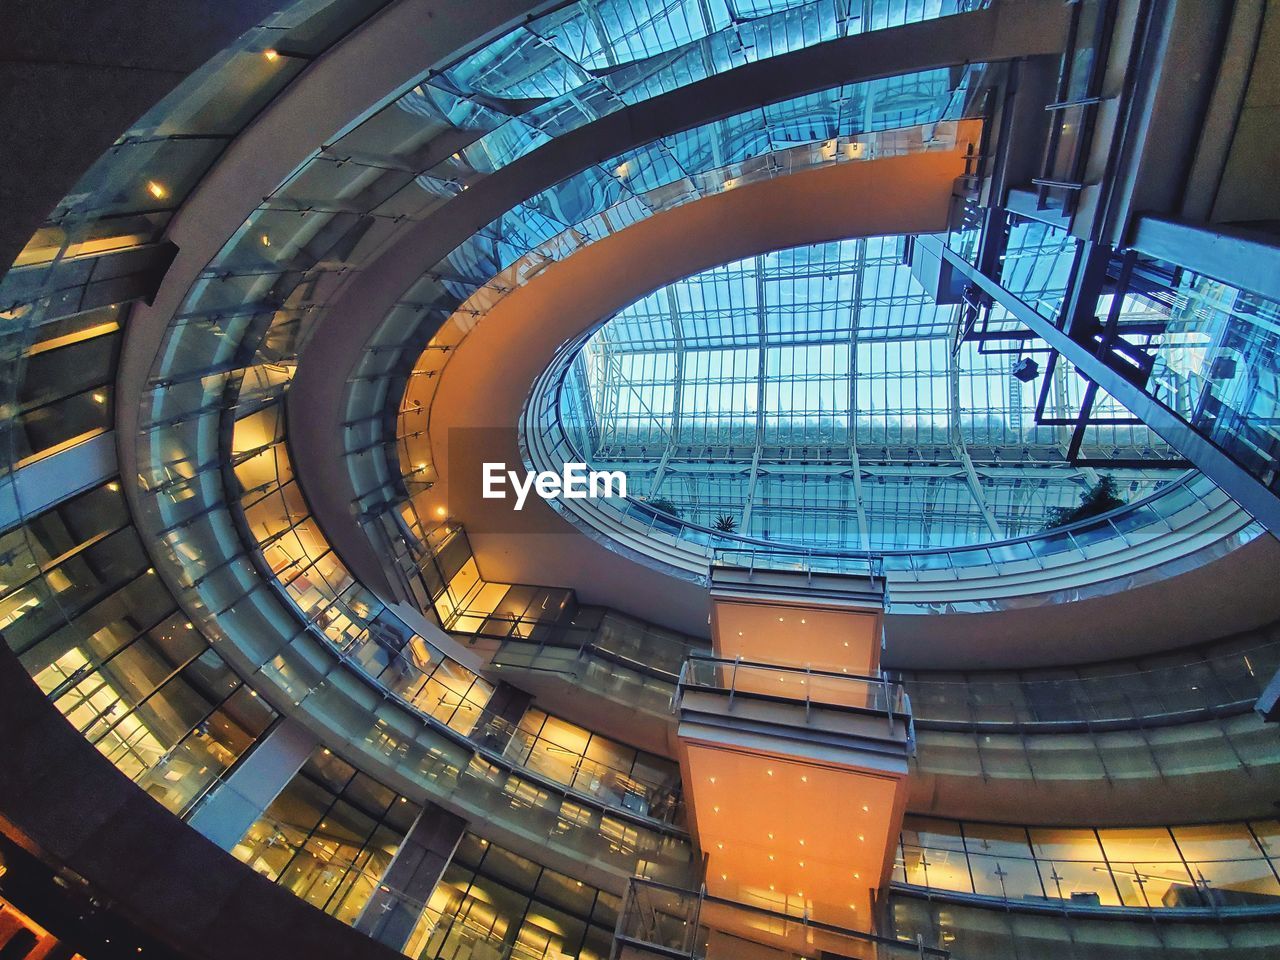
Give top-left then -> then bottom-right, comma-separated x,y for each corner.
1043,475 -> 1126,529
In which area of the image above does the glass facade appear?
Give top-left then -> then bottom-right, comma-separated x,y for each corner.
414,833 -> 620,960
235,745 -> 419,923
542,238 -> 1181,550
1,1 -> 1279,958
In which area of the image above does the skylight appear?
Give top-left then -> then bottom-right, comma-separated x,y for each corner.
555,238 -> 1184,550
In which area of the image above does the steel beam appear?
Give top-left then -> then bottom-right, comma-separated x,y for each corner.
942,243 -> 1280,537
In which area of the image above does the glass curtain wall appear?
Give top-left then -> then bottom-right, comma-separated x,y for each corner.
234,745 -> 419,924
0,480 -> 278,815
414,832 -> 620,960
898,817 -> 1280,911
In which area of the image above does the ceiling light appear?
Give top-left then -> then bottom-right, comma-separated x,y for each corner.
862,804 -> 869,812
858,834 -> 865,842
146,181 -> 168,200
263,48 -> 280,61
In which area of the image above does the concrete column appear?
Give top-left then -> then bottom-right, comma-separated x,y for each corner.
354,802 -> 467,951
187,717 -> 317,851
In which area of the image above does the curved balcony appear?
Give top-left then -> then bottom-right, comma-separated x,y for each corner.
479,600 -> 1280,822
521,329 -> 1261,613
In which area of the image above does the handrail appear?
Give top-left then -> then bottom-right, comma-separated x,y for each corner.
683,652 -> 886,686
487,613 -> 1280,733
618,876 -> 953,958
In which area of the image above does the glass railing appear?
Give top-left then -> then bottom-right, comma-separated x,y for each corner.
900,637 -> 1280,730
888,887 -> 1280,957
895,817 -> 1280,916
615,877 -> 949,960
491,639 -> 681,720
678,655 -> 910,719
473,591 -> 1280,733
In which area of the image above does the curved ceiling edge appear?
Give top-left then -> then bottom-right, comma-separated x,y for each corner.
285,0 -> 1071,597
416,157 -> 1280,663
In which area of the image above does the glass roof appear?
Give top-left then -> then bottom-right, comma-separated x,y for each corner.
557,238 -> 1186,551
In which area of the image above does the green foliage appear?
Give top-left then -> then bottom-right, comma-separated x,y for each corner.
713,513 -> 738,533
646,497 -> 681,518
1043,476 -> 1126,529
